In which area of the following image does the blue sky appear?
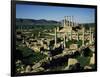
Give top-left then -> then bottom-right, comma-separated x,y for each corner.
16,4 -> 95,23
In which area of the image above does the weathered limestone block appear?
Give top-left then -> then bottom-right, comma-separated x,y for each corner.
25,65 -> 31,73
90,53 -> 95,64
69,44 -> 78,50
68,58 -> 78,67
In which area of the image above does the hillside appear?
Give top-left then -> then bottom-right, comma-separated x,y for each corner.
16,18 -> 95,29
16,18 -> 60,26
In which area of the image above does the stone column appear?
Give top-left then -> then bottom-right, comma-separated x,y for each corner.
89,27 -> 92,44
64,34 -> 66,48
66,32 -> 68,42
38,32 -> 40,37
92,33 -> 94,43
77,32 -> 79,41
57,27 -> 59,32
82,27 -> 85,46
67,16 -> 69,26
66,16 -> 68,26
69,16 -> 71,26
55,28 -> 57,46
72,16 -> 74,27
64,16 -> 66,27
70,30 -> 72,40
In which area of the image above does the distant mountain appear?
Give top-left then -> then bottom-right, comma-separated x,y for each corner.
16,18 -> 95,30
16,18 -> 60,26
79,23 -> 95,29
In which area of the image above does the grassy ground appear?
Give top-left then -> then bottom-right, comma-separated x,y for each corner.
76,56 -> 91,67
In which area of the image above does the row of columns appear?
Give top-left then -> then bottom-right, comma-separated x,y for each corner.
54,27 -> 93,48
82,27 -> 93,46
63,16 -> 78,27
